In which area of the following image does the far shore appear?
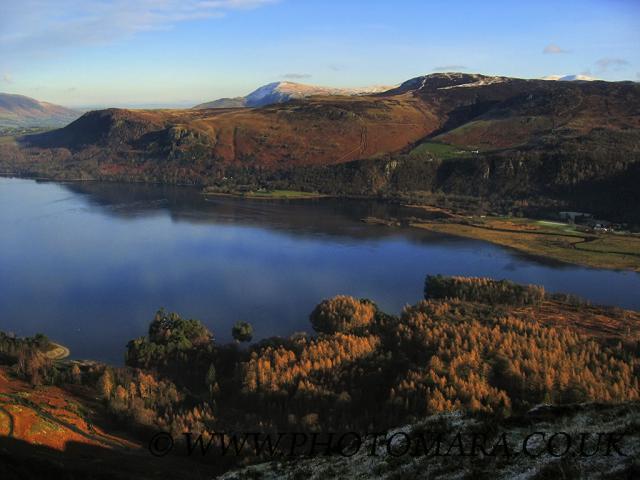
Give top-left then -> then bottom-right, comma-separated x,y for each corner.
410,215 -> 640,272
202,189 -> 330,200
2,174 -> 638,271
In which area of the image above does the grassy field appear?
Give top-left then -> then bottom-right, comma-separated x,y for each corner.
412,215 -> 640,271
0,135 -> 18,146
409,141 -> 471,159
204,189 -> 328,200
244,189 -> 327,199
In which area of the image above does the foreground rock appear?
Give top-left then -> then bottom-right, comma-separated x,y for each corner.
220,402 -> 640,479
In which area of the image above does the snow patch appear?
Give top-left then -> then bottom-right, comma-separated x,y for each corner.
542,74 -> 597,81
438,76 -> 509,89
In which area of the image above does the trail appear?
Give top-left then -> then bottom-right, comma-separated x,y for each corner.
0,404 -> 14,437
45,343 -> 70,361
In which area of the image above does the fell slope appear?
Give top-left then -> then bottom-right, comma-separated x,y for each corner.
2,73 -> 639,220
0,93 -> 80,128
193,81 -> 393,109
8,94 -> 436,176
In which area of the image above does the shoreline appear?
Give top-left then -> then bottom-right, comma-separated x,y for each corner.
202,189 -> 330,200
2,173 -> 638,271
410,219 -> 640,272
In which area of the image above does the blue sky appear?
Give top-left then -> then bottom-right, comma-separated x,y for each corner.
1,0 -> 638,107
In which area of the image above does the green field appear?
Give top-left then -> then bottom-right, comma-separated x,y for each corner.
413,215 -> 640,271
203,189 -> 327,200
409,141 -> 470,160
245,189 -> 324,199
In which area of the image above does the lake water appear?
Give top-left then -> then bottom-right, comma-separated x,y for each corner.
1,177 -> 638,364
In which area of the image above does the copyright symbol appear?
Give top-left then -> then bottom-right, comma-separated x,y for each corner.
149,432 -> 174,457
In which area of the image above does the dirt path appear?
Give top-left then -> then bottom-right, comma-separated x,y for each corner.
0,404 -> 14,437
45,343 -> 70,360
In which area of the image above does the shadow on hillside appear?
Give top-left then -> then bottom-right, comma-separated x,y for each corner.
0,435 -> 222,480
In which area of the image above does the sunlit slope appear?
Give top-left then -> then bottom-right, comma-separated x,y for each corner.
24,94 -> 436,169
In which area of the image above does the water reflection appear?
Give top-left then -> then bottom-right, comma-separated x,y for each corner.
1,177 -> 638,364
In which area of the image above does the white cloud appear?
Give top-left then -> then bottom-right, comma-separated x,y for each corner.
596,57 -> 629,72
543,70 -> 598,81
282,73 -> 312,80
2,73 -> 13,84
0,0 -> 277,56
543,44 -> 568,54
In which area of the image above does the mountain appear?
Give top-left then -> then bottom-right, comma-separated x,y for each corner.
193,81 -> 393,109
2,72 -> 639,221
542,74 -> 597,81
0,93 -> 80,128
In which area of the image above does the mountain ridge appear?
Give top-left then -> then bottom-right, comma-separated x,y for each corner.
0,92 -> 80,128
193,80 -> 393,109
2,72 -> 639,221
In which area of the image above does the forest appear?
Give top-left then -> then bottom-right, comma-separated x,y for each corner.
2,275 -> 639,465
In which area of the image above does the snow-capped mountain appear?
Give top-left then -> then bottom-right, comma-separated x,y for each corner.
542,74 -> 597,81
193,81 -> 393,109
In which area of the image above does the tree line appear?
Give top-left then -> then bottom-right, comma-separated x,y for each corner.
1,275 -> 638,443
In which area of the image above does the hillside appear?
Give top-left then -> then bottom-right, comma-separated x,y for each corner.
219,403 -> 640,480
5,94 -> 436,170
193,81 -> 393,109
0,93 -> 80,128
1,73 -> 639,221
1,276 -> 639,478
0,366 -> 224,479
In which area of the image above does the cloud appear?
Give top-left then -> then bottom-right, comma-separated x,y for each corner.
433,65 -> 467,71
0,0 -> 278,56
596,57 -> 629,72
543,44 -> 568,54
282,73 -> 312,80
2,73 -> 12,84
328,64 -> 346,72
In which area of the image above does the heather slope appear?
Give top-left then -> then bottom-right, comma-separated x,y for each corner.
0,93 -> 80,128
12,94 -> 435,172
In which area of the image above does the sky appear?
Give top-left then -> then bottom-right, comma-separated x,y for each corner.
1,0 -> 638,108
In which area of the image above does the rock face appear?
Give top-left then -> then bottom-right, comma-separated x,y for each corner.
219,402 -> 640,480
0,93 -> 80,128
193,81 -> 393,109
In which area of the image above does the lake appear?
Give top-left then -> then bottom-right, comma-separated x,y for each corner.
1,177 -> 638,364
